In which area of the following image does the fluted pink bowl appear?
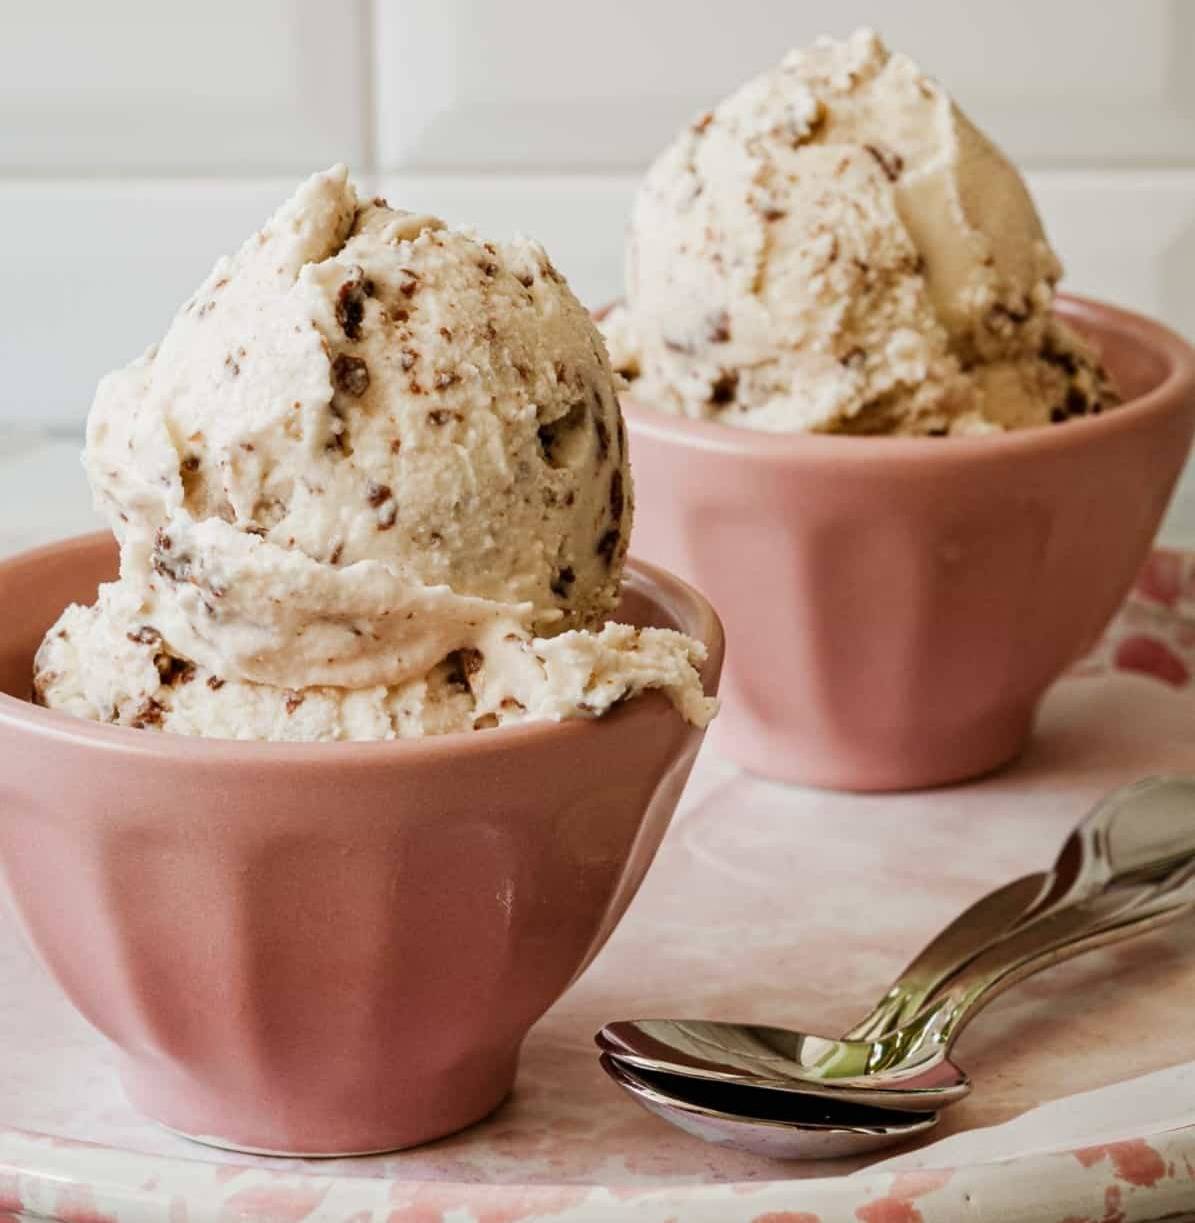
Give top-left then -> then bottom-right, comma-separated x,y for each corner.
621,296 -> 1195,791
0,534 -> 722,1156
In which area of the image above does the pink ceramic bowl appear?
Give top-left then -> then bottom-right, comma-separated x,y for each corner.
0,533 -> 722,1156
622,296 -> 1195,791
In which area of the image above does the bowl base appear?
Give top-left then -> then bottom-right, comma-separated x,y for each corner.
711,702 -> 1035,792
120,1045 -> 519,1157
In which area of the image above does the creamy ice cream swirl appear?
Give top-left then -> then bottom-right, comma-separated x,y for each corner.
36,167 -> 715,739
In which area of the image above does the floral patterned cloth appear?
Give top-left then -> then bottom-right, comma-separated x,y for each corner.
1077,551 -> 1195,687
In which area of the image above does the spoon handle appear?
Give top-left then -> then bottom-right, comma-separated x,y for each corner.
843,873 -> 1048,1041
847,775 -> 1195,1043
898,855 -> 1195,1062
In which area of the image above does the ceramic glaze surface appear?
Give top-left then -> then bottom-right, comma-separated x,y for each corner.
0,536 -> 722,1156
624,296 -> 1195,789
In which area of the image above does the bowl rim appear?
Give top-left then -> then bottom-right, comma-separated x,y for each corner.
613,293 -> 1195,467
0,533 -> 723,767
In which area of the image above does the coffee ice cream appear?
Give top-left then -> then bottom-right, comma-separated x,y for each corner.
603,29 -> 1118,435
35,167 -> 716,739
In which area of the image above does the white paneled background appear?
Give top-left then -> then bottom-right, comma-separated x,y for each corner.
3,0 -> 1195,538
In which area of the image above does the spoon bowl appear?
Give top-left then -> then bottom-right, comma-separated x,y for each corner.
600,1055 -> 938,1160
600,1019 -> 971,1111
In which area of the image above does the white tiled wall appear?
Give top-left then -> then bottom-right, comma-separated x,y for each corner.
2,0 -> 1195,430
374,0 -> 1195,170
0,2 -> 368,173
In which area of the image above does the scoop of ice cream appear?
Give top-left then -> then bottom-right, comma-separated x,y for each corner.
36,168 -> 716,739
604,29 -> 1117,435
85,166 -> 631,690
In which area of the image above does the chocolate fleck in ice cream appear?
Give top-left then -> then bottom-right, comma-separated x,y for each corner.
602,29 -> 1119,436
35,167 -> 716,740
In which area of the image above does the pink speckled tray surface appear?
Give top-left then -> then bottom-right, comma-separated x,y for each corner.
2,551 -> 1195,1221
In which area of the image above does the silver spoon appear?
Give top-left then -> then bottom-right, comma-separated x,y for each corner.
599,871 -> 1053,1121
598,775 -> 1195,1111
595,870 -> 1053,1107
602,863 -> 1195,1159
601,777 -> 1193,1149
